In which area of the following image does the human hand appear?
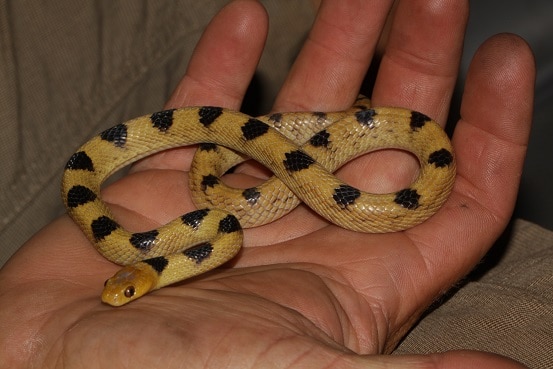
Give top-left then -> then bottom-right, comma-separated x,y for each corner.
0,1 -> 534,368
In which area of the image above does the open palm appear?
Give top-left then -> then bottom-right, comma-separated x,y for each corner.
0,1 -> 534,368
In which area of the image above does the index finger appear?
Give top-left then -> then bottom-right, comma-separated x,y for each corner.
131,0 -> 269,173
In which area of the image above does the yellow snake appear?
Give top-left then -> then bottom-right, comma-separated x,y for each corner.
62,97 -> 455,306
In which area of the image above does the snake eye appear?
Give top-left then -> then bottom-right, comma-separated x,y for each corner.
124,286 -> 136,298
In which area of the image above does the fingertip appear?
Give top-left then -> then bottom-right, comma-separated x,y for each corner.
166,0 -> 269,109
273,0 -> 394,112
229,0 -> 269,37
214,0 -> 269,47
462,33 -> 535,144
472,33 -> 535,80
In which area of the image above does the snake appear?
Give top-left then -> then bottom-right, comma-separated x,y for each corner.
62,96 -> 455,306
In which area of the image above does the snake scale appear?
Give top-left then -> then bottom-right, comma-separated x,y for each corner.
62,96 -> 455,306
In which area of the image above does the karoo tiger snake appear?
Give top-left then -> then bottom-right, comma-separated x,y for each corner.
61,96 -> 455,306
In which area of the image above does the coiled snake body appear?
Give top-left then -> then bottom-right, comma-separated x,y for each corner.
62,97 -> 455,306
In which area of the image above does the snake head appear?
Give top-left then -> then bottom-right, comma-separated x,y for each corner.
101,264 -> 156,307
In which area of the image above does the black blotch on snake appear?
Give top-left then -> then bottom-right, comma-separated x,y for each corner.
313,111 -> 327,122
67,185 -> 97,208
100,124 -> 127,147
241,118 -> 270,140
310,130 -> 331,148
181,209 -> 211,230
91,216 -> 120,240
333,184 -> 361,208
199,143 -> 218,152
130,230 -> 160,252
65,151 -> 94,171
151,109 -> 176,132
242,187 -> 261,205
184,242 -> 214,264
268,112 -> 282,124
428,148 -> 453,168
143,256 -> 169,274
199,106 -> 224,127
283,150 -> 315,172
410,111 -> 431,130
218,214 -> 241,234
201,174 -> 220,191
394,189 -> 421,209
355,109 -> 377,127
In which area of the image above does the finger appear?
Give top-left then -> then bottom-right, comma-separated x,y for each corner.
273,0 -> 395,112
373,0 -> 468,124
167,0 -> 268,109
132,0 -> 268,172
413,34 -> 535,294
331,0 -> 468,212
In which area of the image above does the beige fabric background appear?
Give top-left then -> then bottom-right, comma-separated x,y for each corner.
0,1 -> 551,368
395,219 -> 553,368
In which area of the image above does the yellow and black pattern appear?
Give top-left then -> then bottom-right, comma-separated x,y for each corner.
62,98 -> 455,306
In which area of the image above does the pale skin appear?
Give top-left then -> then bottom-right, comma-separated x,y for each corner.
0,0 -> 535,368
